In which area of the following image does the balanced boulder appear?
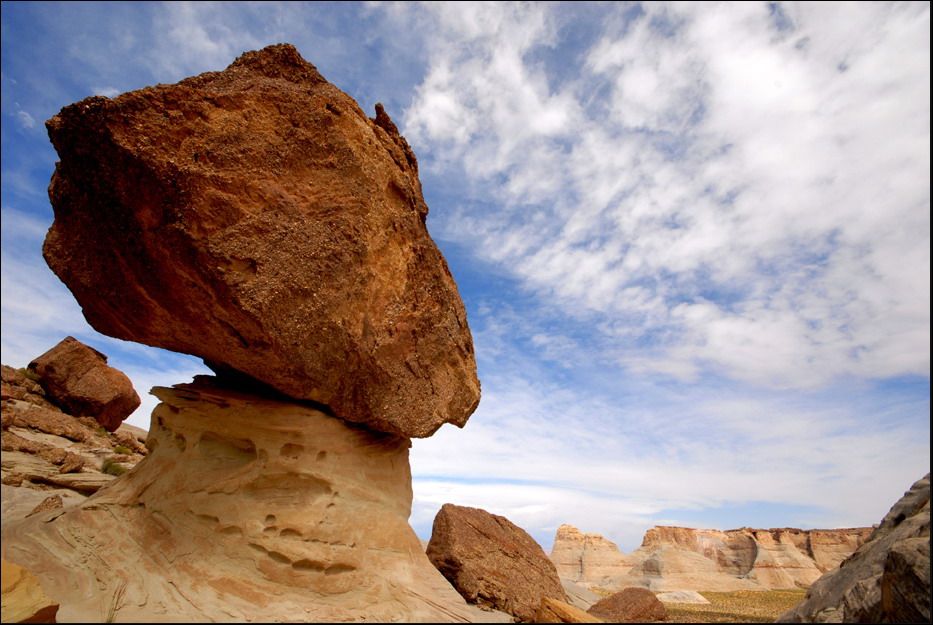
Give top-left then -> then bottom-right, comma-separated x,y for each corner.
426,503 -> 566,622
28,337 -> 139,431
42,43 -> 479,438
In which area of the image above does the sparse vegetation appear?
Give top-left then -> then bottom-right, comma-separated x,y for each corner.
17,366 -> 41,383
113,445 -> 133,455
101,457 -> 127,476
663,589 -> 807,623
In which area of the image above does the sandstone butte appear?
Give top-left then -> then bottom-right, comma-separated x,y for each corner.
550,523 -> 874,596
42,43 -> 479,439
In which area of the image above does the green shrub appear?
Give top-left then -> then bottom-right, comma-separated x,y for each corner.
112,445 -> 133,455
101,457 -> 127,476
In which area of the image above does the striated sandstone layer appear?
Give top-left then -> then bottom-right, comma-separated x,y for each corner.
550,524 -> 632,587
28,336 -> 140,432
1,379 -> 487,623
552,523 -> 873,593
778,474 -> 931,623
428,504 -> 567,622
535,597 -> 603,623
43,43 -> 479,438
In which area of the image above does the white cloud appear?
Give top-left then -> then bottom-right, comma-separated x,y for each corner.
15,109 -> 35,128
403,1 -> 931,388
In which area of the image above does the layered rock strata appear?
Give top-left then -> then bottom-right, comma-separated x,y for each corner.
550,524 -> 632,587
427,504 -> 567,622
42,43 -> 478,438
551,523 -> 873,593
778,474 -> 931,623
1,380 -> 485,622
28,336 -> 140,431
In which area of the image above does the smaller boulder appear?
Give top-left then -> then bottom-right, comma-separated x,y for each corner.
28,337 -> 140,432
536,597 -> 603,623
426,503 -> 567,622
587,587 -> 667,623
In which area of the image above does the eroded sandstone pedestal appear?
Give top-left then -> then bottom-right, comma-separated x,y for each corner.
1,379 -> 481,622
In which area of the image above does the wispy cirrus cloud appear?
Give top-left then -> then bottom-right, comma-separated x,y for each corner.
403,1 -> 930,388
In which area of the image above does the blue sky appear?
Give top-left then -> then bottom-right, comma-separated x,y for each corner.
1,2 -> 929,552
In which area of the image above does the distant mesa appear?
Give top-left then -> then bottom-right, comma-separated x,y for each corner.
42,42 -> 479,439
549,522 -> 873,596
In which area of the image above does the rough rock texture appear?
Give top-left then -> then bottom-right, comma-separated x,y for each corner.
587,587 -> 667,623
42,43 -> 479,438
1,379 -> 487,623
778,474 -> 931,623
535,597 -> 603,623
550,524 -> 632,587
1,364 -> 147,510
427,503 -> 567,622
27,337 -> 140,431
1,559 -> 59,623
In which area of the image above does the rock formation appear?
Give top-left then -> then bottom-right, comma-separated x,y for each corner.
778,474 -> 931,623
2,362 -> 147,513
0,559 -> 59,623
551,524 -> 632,587
3,43 -> 490,622
587,587 -> 667,623
1,379 -> 486,622
27,336 -> 140,432
42,43 -> 478,439
535,597 -> 603,623
550,523 -> 873,594
427,503 -> 567,622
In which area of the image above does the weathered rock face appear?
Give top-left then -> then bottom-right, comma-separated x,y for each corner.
550,524 -> 632,587
27,337 -> 140,431
0,559 -> 59,624
43,43 -> 479,438
778,474 -> 931,623
427,503 -> 567,622
587,587 -> 667,623
1,363 -> 147,509
1,379 -> 485,623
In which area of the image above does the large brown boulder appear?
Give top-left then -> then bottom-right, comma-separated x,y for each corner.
42,43 -> 479,438
778,473 -> 931,623
27,337 -> 140,432
426,503 -> 567,622
586,587 -> 667,623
